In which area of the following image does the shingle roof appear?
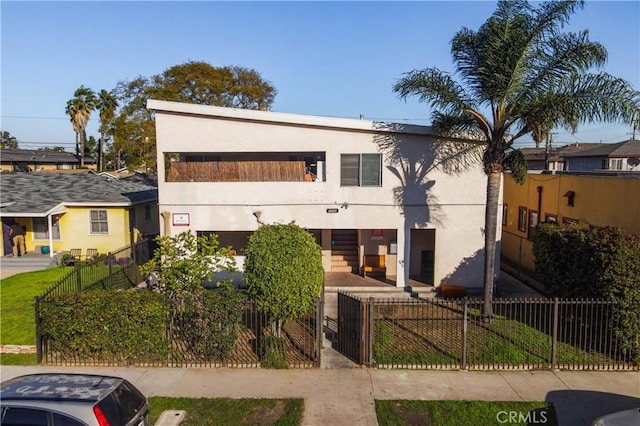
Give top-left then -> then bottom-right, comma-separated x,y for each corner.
0,172 -> 157,215
0,149 -> 87,164
561,140 -> 640,158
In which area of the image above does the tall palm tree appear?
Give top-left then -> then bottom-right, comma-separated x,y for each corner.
97,89 -> 119,171
394,0 -> 639,320
66,86 -> 96,168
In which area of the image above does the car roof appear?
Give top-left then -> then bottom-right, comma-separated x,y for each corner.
0,373 -> 123,403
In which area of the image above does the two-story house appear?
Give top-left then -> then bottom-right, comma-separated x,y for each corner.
148,100 -> 494,289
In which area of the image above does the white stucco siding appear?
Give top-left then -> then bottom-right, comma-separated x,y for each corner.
150,100 -> 495,288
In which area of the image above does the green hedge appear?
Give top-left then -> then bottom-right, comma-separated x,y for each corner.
39,290 -> 169,363
532,223 -> 640,363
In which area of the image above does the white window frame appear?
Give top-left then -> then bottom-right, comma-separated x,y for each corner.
89,209 -> 109,234
32,217 -> 60,240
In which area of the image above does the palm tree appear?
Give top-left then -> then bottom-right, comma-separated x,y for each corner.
66,86 -> 96,168
97,89 -> 119,171
394,0 -> 639,320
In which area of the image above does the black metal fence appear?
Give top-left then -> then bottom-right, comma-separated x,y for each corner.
37,297 -> 322,368
38,240 -> 151,299
337,292 -> 638,370
167,298 -> 322,368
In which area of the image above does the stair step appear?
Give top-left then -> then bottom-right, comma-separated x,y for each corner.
331,255 -> 358,262
332,265 -> 355,273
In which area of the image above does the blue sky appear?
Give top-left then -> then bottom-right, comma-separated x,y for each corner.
2,1 -> 639,151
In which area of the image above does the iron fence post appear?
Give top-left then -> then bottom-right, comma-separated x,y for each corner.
75,261 -> 81,292
316,297 -> 323,367
34,297 -> 42,364
368,297 -> 374,367
462,298 -> 468,370
108,252 -> 113,287
552,297 -> 559,369
132,241 -> 139,285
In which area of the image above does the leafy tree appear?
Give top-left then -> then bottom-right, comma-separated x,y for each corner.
0,130 -> 18,149
393,0 -> 640,320
65,85 -> 97,168
97,89 -> 119,172
141,231 -> 236,309
140,231 -> 243,360
244,223 -> 323,338
112,61 -> 277,170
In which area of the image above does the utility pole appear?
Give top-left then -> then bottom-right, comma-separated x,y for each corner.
544,133 -> 557,171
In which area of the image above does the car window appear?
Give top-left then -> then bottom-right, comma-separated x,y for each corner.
96,393 -> 125,425
51,413 -> 86,426
113,381 -> 146,422
1,407 -> 48,426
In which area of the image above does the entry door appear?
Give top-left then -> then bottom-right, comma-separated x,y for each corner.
420,250 -> 434,285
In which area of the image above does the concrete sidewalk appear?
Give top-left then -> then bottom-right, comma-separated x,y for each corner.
1,366 -> 638,425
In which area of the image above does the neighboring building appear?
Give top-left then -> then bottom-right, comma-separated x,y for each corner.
562,140 -> 640,172
0,172 -> 159,257
149,100 -> 494,289
520,142 -> 613,171
502,171 -> 640,274
0,149 -> 96,172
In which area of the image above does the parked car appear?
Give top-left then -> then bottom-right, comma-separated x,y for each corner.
592,407 -> 640,426
0,373 -> 151,426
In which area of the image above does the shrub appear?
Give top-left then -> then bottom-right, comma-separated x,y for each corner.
39,290 -> 169,363
244,223 -> 323,338
174,285 -> 245,361
532,223 -> 640,363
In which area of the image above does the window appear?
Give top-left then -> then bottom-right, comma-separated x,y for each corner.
340,154 -> 381,186
528,210 -> 538,239
563,191 -> 575,207
562,217 -> 579,225
545,213 -> 557,223
145,204 -> 152,221
502,204 -> 508,226
90,209 -> 108,234
517,207 -> 527,232
32,217 -> 60,240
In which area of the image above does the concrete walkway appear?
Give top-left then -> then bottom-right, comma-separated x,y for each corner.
0,366 -> 637,425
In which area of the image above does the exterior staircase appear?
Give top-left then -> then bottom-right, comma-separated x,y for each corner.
0,253 -> 56,272
330,229 -> 359,273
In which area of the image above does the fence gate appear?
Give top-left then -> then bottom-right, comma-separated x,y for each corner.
337,292 -> 371,365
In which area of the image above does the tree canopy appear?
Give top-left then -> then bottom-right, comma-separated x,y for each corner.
393,0 -> 640,319
0,131 -> 18,149
110,61 -> 277,171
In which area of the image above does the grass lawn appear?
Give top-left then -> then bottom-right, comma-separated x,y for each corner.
376,400 -> 557,426
0,267 -> 71,345
149,397 -> 304,425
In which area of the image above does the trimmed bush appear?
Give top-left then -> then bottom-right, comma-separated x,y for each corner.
39,290 -> 169,363
244,223 -> 323,339
532,223 -> 640,363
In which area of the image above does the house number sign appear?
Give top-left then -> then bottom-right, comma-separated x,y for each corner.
172,213 -> 190,226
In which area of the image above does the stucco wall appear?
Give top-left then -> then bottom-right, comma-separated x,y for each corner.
151,102 -> 494,288
502,172 -> 640,272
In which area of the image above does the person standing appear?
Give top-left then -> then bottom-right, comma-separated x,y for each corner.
10,223 -> 26,257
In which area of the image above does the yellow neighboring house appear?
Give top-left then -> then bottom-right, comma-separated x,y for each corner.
0,171 -> 159,259
502,171 -> 640,274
